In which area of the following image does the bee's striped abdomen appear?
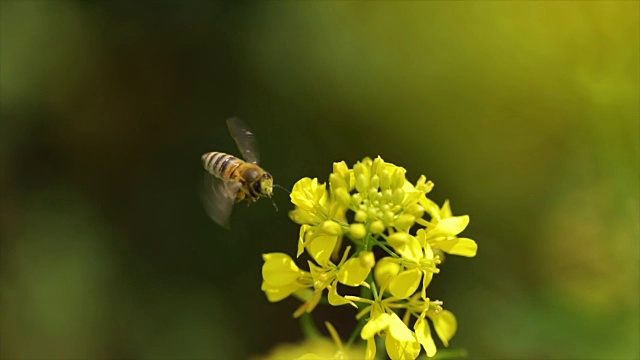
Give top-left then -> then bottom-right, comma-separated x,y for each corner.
202,152 -> 243,180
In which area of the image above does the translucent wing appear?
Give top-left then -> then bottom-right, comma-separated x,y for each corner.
201,172 -> 242,229
226,117 -> 259,164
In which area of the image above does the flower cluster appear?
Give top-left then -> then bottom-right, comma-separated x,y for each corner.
261,157 -> 477,360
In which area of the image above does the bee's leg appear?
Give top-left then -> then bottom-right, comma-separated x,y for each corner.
246,196 -> 258,207
236,191 -> 246,202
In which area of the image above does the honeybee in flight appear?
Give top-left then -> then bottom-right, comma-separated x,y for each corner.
201,118 -> 274,228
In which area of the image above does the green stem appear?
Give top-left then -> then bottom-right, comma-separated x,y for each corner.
300,313 -> 321,339
346,315 -> 367,347
345,273 -> 374,347
371,238 -> 400,258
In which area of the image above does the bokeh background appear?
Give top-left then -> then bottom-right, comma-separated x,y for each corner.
1,1 -> 638,359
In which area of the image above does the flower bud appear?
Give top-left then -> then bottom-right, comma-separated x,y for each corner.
394,214 -> 416,230
368,188 -> 378,200
359,251 -> 375,269
383,210 -> 395,223
382,189 -> 393,201
355,210 -> 368,223
349,223 -> 367,240
370,175 -> 380,190
392,188 -> 405,206
329,173 -> 347,191
321,220 -> 342,236
388,232 -> 411,248
390,168 -> 405,189
370,220 -> 385,234
333,161 -> 349,179
379,169 -> 391,189
334,188 -> 352,206
371,157 -> 384,177
356,173 -> 369,194
406,203 -> 425,219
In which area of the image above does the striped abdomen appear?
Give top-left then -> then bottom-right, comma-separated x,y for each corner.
202,152 -> 243,180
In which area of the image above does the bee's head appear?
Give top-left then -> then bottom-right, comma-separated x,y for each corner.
255,172 -> 273,197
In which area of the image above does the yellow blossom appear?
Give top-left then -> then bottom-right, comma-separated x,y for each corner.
405,295 -> 458,358
347,294 -> 421,360
294,248 -> 374,318
264,157 -> 476,359
290,177 -> 348,263
376,231 -> 441,299
419,200 -> 478,258
261,253 -> 313,303
297,222 -> 340,265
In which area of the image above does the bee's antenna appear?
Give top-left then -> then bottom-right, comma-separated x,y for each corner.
269,197 -> 279,212
274,184 -> 291,194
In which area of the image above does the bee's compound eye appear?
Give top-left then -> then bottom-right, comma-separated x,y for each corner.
253,181 -> 262,194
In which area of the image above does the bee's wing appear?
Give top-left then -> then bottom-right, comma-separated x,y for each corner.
201,172 -> 241,229
226,117 -> 259,164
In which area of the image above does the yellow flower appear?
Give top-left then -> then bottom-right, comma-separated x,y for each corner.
347,294 -> 421,360
265,157 -> 475,359
297,221 -> 342,266
290,177 -> 328,214
419,200 -> 478,258
294,248 -> 375,318
290,177 -> 348,263
405,295 -> 458,358
261,253 -> 313,302
374,231 -> 441,300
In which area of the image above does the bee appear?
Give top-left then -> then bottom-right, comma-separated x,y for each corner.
201,117 -> 274,228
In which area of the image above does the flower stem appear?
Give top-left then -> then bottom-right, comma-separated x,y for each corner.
345,315 -> 367,347
300,313 -> 321,339
370,237 -> 400,258
345,273 -> 374,347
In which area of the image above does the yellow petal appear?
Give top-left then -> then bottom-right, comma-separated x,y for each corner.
414,317 -> 437,357
327,284 -> 351,307
389,269 -> 422,299
289,208 -> 321,225
374,257 -> 400,289
394,214 -> 415,231
291,178 -> 326,212
262,253 -> 302,286
361,312 -> 391,339
435,238 -> 477,257
395,235 -> 423,262
297,225 -> 311,258
430,310 -> 457,347
307,234 -> 338,265
432,216 -> 469,237
439,200 -> 452,218
261,281 -> 306,302
420,197 -> 442,222
387,232 -> 411,248
385,333 -> 421,360
387,312 -> 417,342
338,256 -> 372,286
365,338 -> 377,360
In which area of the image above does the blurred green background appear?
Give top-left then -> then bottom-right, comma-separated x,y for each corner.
1,1 -> 638,359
